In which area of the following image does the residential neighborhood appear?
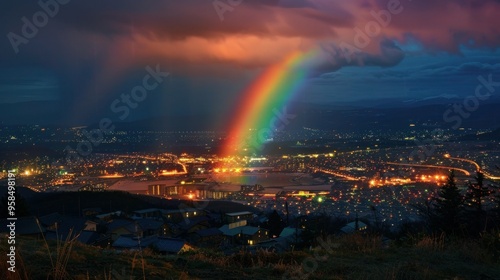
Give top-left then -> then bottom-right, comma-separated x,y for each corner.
1,203 -> 368,255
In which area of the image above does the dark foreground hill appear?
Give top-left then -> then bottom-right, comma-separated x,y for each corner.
0,187 -> 259,217
1,233 -> 499,280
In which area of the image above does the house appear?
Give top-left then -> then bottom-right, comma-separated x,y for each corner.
95,211 -> 124,221
165,221 -> 192,238
41,212 -> 102,232
279,227 -> 302,241
37,213 -> 107,245
189,227 -> 223,247
106,219 -> 141,241
340,221 -> 367,234
84,220 -> 99,232
163,208 -> 204,223
278,227 -> 303,249
112,234 -> 156,251
39,214 -> 88,241
154,237 -> 194,254
219,224 -> 268,245
135,219 -> 165,237
132,208 -> 163,220
178,216 -> 211,235
224,211 -> 253,224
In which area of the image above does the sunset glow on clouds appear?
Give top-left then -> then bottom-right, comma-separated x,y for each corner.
0,0 -> 499,124
4,0 -> 500,69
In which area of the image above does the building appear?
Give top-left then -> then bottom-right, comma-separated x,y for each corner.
154,237 -> 194,254
39,213 -> 92,240
148,184 -> 166,195
241,184 -> 264,192
148,184 -> 233,199
219,224 -> 268,245
178,216 -> 211,235
189,228 -> 223,247
106,219 -> 142,241
136,219 -> 165,237
340,221 -> 368,234
132,208 -> 163,220
163,208 -> 205,222
224,211 -> 254,224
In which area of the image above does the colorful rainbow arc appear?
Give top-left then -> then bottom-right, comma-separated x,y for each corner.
221,49 -> 320,158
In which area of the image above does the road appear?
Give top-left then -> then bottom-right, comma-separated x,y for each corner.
444,154 -> 500,180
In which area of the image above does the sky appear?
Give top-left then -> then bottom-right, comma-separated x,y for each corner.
0,0 -> 499,125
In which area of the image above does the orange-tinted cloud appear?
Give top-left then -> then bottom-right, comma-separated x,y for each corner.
3,0 -> 499,72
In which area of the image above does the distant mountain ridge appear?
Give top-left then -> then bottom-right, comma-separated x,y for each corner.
2,97 -> 500,131
459,127 -> 500,141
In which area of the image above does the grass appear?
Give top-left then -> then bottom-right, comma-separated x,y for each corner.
1,232 -> 499,280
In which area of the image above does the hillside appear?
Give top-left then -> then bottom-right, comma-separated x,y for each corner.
1,233 -> 499,280
0,188 -> 259,217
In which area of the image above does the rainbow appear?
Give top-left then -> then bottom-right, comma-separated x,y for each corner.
221,49 -> 320,158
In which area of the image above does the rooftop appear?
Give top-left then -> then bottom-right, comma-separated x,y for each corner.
219,225 -> 264,236
225,211 -> 253,217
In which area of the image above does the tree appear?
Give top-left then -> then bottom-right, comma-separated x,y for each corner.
434,171 -> 464,234
413,198 -> 437,234
266,210 -> 284,238
464,171 -> 491,235
466,172 -> 489,212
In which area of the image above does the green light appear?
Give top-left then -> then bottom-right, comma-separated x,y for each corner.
317,197 -> 323,203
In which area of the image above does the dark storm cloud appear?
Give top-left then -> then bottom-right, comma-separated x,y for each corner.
0,0 -> 499,124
